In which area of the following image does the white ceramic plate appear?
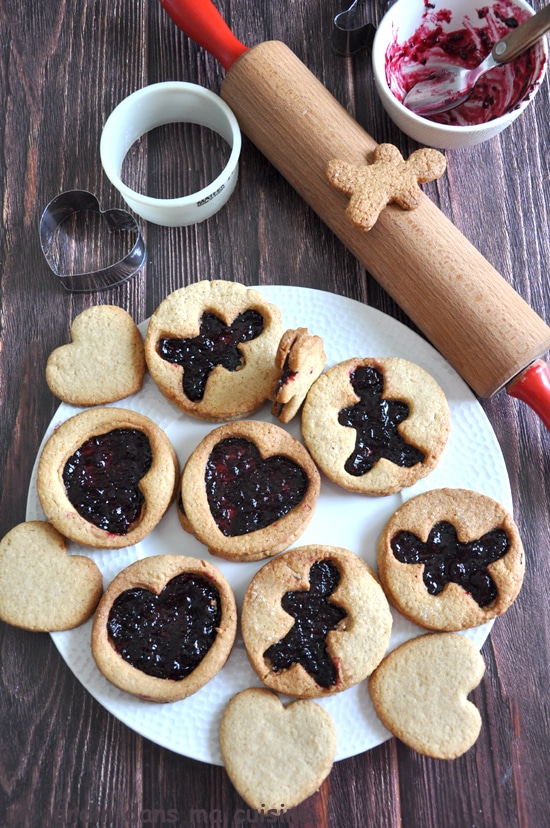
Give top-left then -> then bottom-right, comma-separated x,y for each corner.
26,285 -> 511,765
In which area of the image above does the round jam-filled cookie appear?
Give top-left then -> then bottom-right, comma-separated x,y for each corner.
377,488 -> 525,630
46,305 -> 146,406
0,521 -> 103,632
241,545 -> 392,698
145,280 -> 283,421
92,555 -> 237,702
301,357 -> 450,496
369,633 -> 485,759
179,420 -> 321,562
37,407 -> 179,549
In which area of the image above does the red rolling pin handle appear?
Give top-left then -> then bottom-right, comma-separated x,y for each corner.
159,0 -> 247,70
507,361 -> 550,430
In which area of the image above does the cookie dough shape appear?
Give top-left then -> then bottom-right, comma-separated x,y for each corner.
269,327 -> 327,424
92,555 -> 237,703
179,420 -> 321,562
241,545 -> 392,697
46,305 -> 146,406
301,357 -> 450,496
377,488 -> 525,630
37,407 -> 179,549
145,280 -> 283,421
220,688 -> 336,812
0,521 -> 102,631
369,632 -> 485,759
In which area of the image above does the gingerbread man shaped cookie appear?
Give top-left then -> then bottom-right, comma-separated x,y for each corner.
326,143 -> 446,232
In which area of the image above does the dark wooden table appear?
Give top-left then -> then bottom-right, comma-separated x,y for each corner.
1,1 -> 549,826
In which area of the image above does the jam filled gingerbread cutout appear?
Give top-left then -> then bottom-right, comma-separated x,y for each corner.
391,521 -> 510,607
264,559 -> 348,688
326,143 -> 446,232
337,365 -> 425,475
158,309 -> 264,401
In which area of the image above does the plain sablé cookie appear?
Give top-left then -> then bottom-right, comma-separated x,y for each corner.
369,632 -> 485,759
46,305 -> 145,405
377,488 -> 525,630
301,357 -> 450,496
0,521 -> 102,631
220,687 -> 337,812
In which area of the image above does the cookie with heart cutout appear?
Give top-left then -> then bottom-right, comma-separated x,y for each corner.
37,407 -> 179,549
377,488 -> 525,630
179,420 -> 321,562
92,554 -> 237,703
241,545 -> 392,697
301,357 -> 450,496
144,280 -> 283,421
46,305 -> 146,406
219,688 -> 337,812
0,521 -> 103,632
369,632 -> 485,759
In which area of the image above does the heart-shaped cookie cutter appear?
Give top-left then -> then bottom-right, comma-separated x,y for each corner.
39,190 -> 146,292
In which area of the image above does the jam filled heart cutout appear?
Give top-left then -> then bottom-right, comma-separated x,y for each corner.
107,572 -> 222,680
63,428 -> 153,535
205,436 -> 309,537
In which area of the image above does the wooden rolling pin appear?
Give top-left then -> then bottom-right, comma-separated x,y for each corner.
159,0 -> 550,427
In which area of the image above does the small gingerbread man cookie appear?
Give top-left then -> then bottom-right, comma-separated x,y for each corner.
326,143 -> 446,232
269,328 -> 326,424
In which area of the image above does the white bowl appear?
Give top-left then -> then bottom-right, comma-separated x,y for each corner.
372,0 -> 548,148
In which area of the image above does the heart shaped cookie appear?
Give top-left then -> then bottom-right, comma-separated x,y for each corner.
369,632 -> 485,759
180,420 -> 320,562
0,521 -> 102,631
220,688 -> 336,812
46,305 -> 146,406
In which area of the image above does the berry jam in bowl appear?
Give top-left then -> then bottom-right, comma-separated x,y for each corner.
372,0 -> 548,149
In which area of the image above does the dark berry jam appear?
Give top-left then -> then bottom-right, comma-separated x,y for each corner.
62,428 -> 152,535
337,365 -> 425,476
107,572 -> 221,680
205,437 -> 309,537
158,310 -> 264,402
391,521 -> 510,607
264,559 -> 347,688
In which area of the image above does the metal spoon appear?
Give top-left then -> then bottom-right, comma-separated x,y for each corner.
404,3 -> 550,116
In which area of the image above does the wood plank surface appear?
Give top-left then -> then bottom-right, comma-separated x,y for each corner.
0,1 -> 549,826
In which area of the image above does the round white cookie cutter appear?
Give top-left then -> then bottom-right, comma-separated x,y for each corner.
100,82 -> 241,226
